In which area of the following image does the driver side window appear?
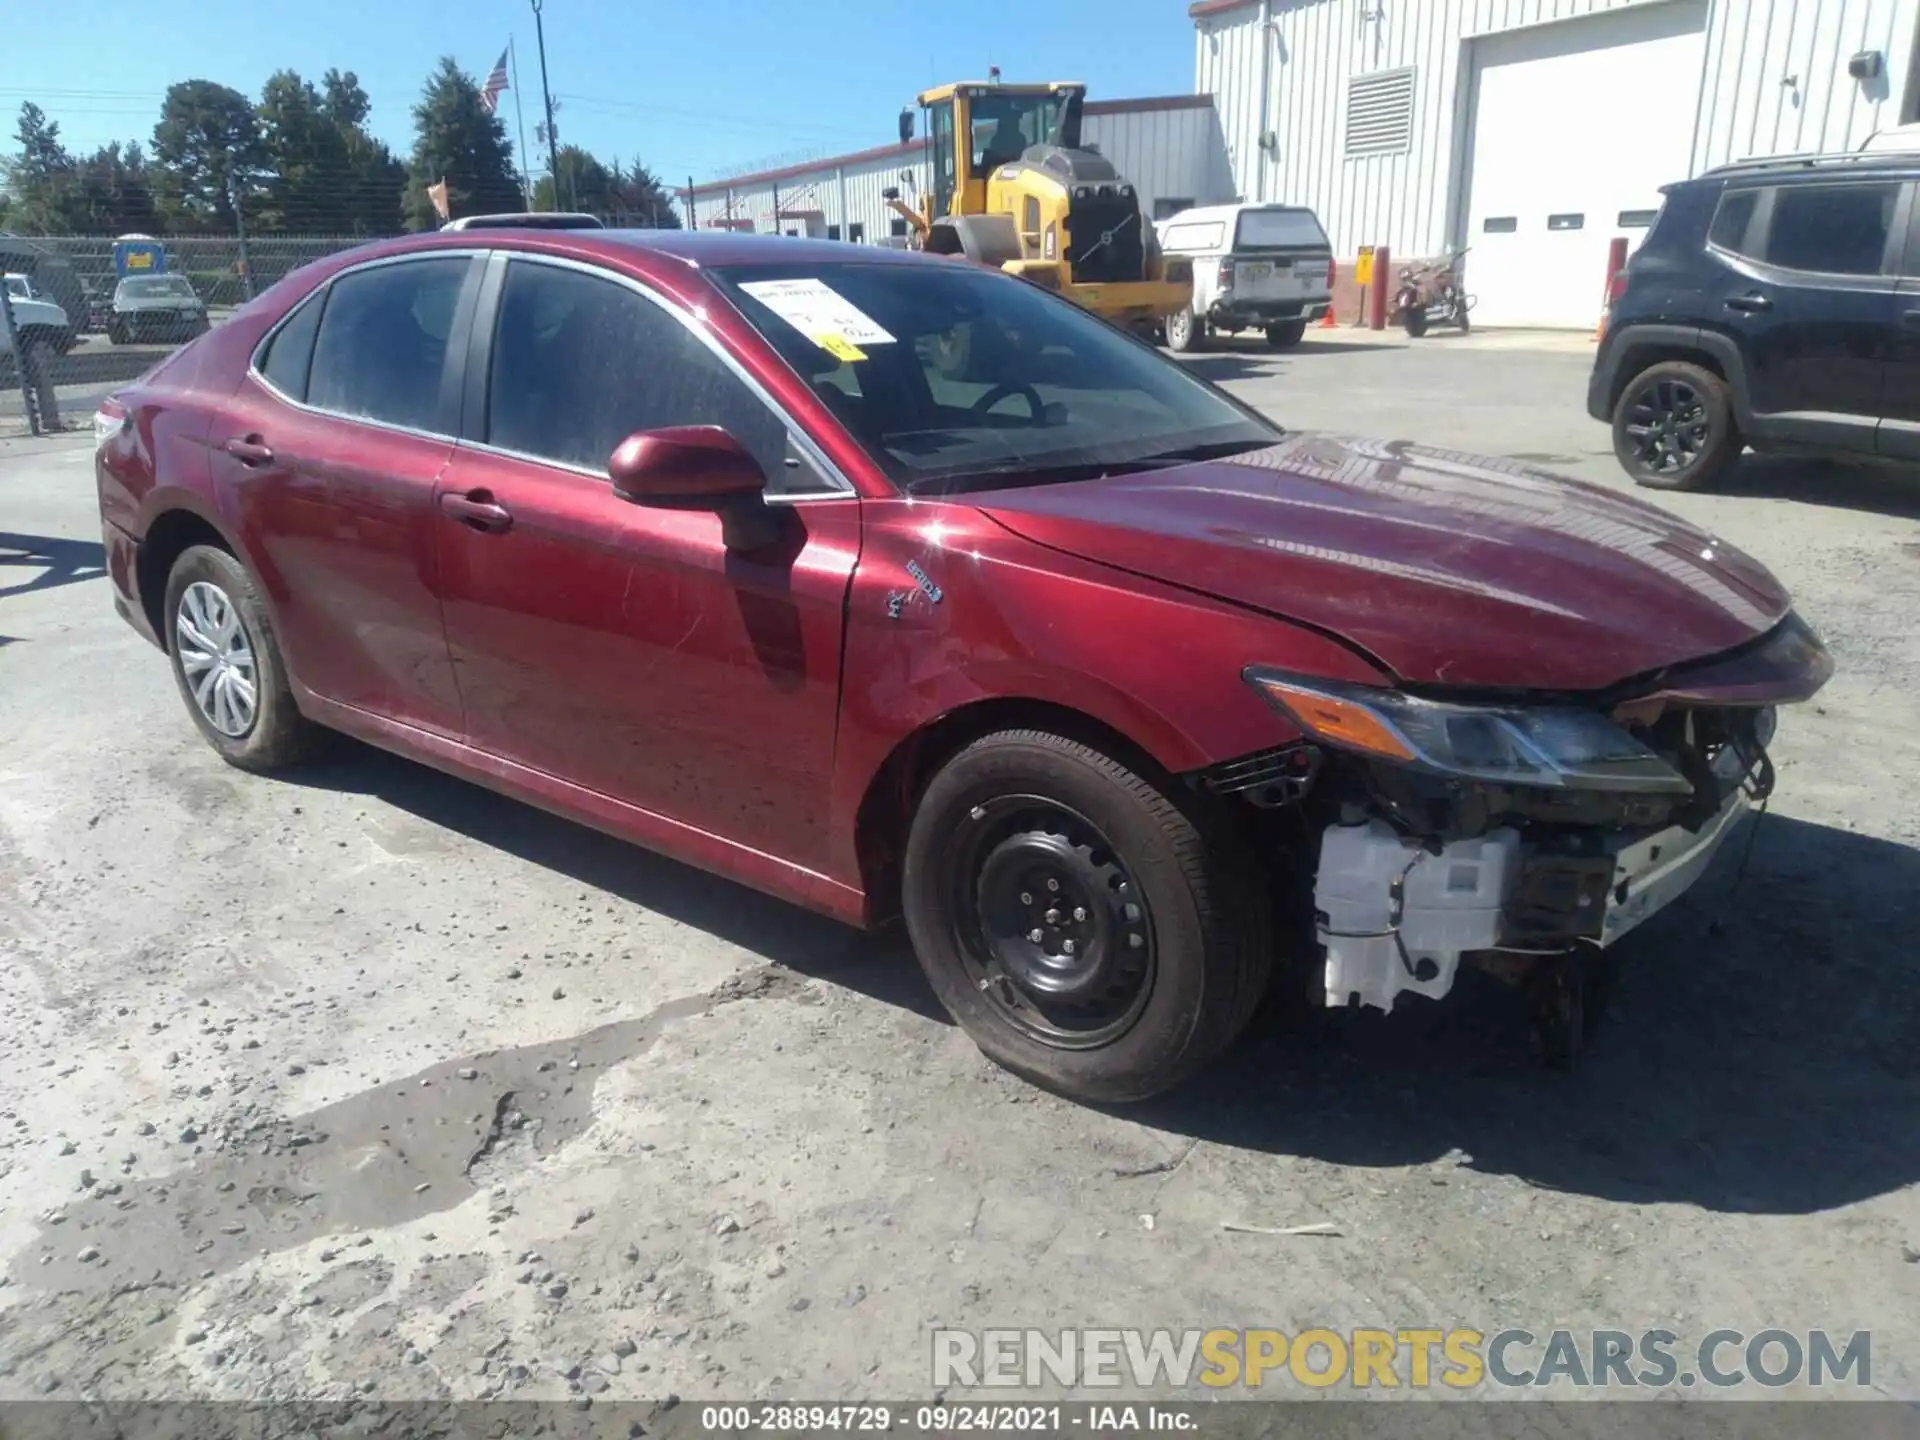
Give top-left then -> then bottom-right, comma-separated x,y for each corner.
485,259 -> 795,483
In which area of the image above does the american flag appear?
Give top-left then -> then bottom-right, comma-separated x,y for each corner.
480,48 -> 510,114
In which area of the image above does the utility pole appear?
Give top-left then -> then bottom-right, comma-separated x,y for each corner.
688,175 -> 696,229
530,0 -> 560,211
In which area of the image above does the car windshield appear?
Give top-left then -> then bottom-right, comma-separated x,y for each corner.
120,276 -> 195,299
3,276 -> 29,301
712,261 -> 1282,494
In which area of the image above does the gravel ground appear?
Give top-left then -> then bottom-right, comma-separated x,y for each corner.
1,331 -> 1917,1418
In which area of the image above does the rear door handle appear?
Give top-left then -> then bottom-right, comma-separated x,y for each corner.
438,490 -> 514,534
222,435 -> 274,466
1724,293 -> 1773,314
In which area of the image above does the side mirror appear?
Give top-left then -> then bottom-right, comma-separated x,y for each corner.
608,426 -> 784,551
609,425 -> 765,503
898,108 -> 915,144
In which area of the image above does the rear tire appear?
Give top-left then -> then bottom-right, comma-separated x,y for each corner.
1611,360 -> 1739,492
901,730 -> 1270,1103
163,545 -> 325,772
1164,307 -> 1204,354
1265,320 -> 1307,349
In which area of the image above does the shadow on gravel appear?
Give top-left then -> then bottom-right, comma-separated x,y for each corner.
1139,811 -> 1920,1216
0,531 -> 107,599
279,739 -> 942,1023
1714,453 -> 1920,520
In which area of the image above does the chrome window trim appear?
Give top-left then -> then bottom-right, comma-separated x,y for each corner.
471,251 -> 855,502
246,248 -> 487,443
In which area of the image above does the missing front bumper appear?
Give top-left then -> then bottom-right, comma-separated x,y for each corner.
1312,784 -> 1753,1012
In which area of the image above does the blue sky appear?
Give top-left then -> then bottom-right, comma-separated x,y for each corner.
4,0 -> 1197,186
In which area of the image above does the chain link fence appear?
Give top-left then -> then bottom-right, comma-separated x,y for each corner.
2,233 -> 391,439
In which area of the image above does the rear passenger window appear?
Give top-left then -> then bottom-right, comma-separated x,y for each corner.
1760,183 -> 1900,276
257,290 -> 325,401
306,257 -> 469,432
1708,189 -> 1760,255
485,259 -> 791,482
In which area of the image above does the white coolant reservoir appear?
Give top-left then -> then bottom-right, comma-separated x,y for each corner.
1313,820 -> 1521,1011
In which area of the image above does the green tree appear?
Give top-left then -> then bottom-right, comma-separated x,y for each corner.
405,56 -> 521,229
5,102 -> 79,232
67,142 -> 160,234
531,145 -> 609,213
320,69 -> 372,129
609,158 -> 681,228
257,70 -> 352,231
152,80 -> 266,229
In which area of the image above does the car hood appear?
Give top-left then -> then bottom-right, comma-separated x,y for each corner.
972,434 -> 1791,693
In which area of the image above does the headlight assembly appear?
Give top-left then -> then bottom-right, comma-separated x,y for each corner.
1244,668 -> 1692,794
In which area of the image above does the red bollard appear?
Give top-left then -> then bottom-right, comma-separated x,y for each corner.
1368,246 -> 1391,331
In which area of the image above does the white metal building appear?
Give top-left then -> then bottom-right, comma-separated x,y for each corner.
679,95 -> 1236,244
1193,0 -> 1920,325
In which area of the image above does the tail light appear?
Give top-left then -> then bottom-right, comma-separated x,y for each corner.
1327,256 -> 1336,289
1217,258 -> 1234,287
1608,268 -> 1629,307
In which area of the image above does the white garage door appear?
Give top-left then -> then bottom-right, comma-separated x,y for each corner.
1463,1 -> 1707,328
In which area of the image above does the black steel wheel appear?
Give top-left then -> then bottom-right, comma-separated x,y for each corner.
1611,359 -> 1738,491
901,730 -> 1272,1103
948,796 -> 1156,1050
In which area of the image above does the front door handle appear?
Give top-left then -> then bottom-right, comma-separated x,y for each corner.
222,435 -> 274,466
1725,293 -> 1773,314
438,490 -> 514,534
1901,309 -> 1920,330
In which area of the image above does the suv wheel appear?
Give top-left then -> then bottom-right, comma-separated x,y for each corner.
1612,361 -> 1739,491
901,730 -> 1270,1103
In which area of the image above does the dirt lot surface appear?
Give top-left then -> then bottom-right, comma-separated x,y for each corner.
2,332 -> 1917,1420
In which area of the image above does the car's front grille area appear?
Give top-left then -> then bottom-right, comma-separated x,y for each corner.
1066,196 -> 1145,284
1194,744 -> 1322,807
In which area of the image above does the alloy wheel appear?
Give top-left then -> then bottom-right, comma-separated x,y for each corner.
174,580 -> 259,738
946,796 -> 1156,1050
1623,377 -> 1711,476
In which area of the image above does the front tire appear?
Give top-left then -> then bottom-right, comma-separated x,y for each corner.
163,545 -> 325,772
1163,307 -> 1205,354
108,319 -> 127,346
1265,320 -> 1307,349
1611,360 -> 1739,492
901,730 -> 1270,1103
1400,304 -> 1429,338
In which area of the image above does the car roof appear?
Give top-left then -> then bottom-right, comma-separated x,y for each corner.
1159,203 -> 1320,224
1697,149 -> 1920,182
330,227 -> 945,273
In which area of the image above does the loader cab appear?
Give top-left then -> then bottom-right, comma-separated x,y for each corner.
919,80 -> 1085,218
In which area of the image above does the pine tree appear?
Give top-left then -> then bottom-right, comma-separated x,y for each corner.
406,57 -> 521,229
151,80 -> 266,230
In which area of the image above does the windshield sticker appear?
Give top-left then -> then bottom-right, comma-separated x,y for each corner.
740,278 -> 896,352
818,334 -> 868,363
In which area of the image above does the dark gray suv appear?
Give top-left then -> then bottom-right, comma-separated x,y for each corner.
1589,151 -> 1920,491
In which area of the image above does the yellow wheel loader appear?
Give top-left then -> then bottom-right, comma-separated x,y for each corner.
882,78 -> 1191,331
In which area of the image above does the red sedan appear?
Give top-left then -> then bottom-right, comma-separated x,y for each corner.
94,227 -> 1830,1101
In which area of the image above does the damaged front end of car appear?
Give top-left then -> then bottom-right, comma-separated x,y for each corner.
1199,615 -> 1832,1034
